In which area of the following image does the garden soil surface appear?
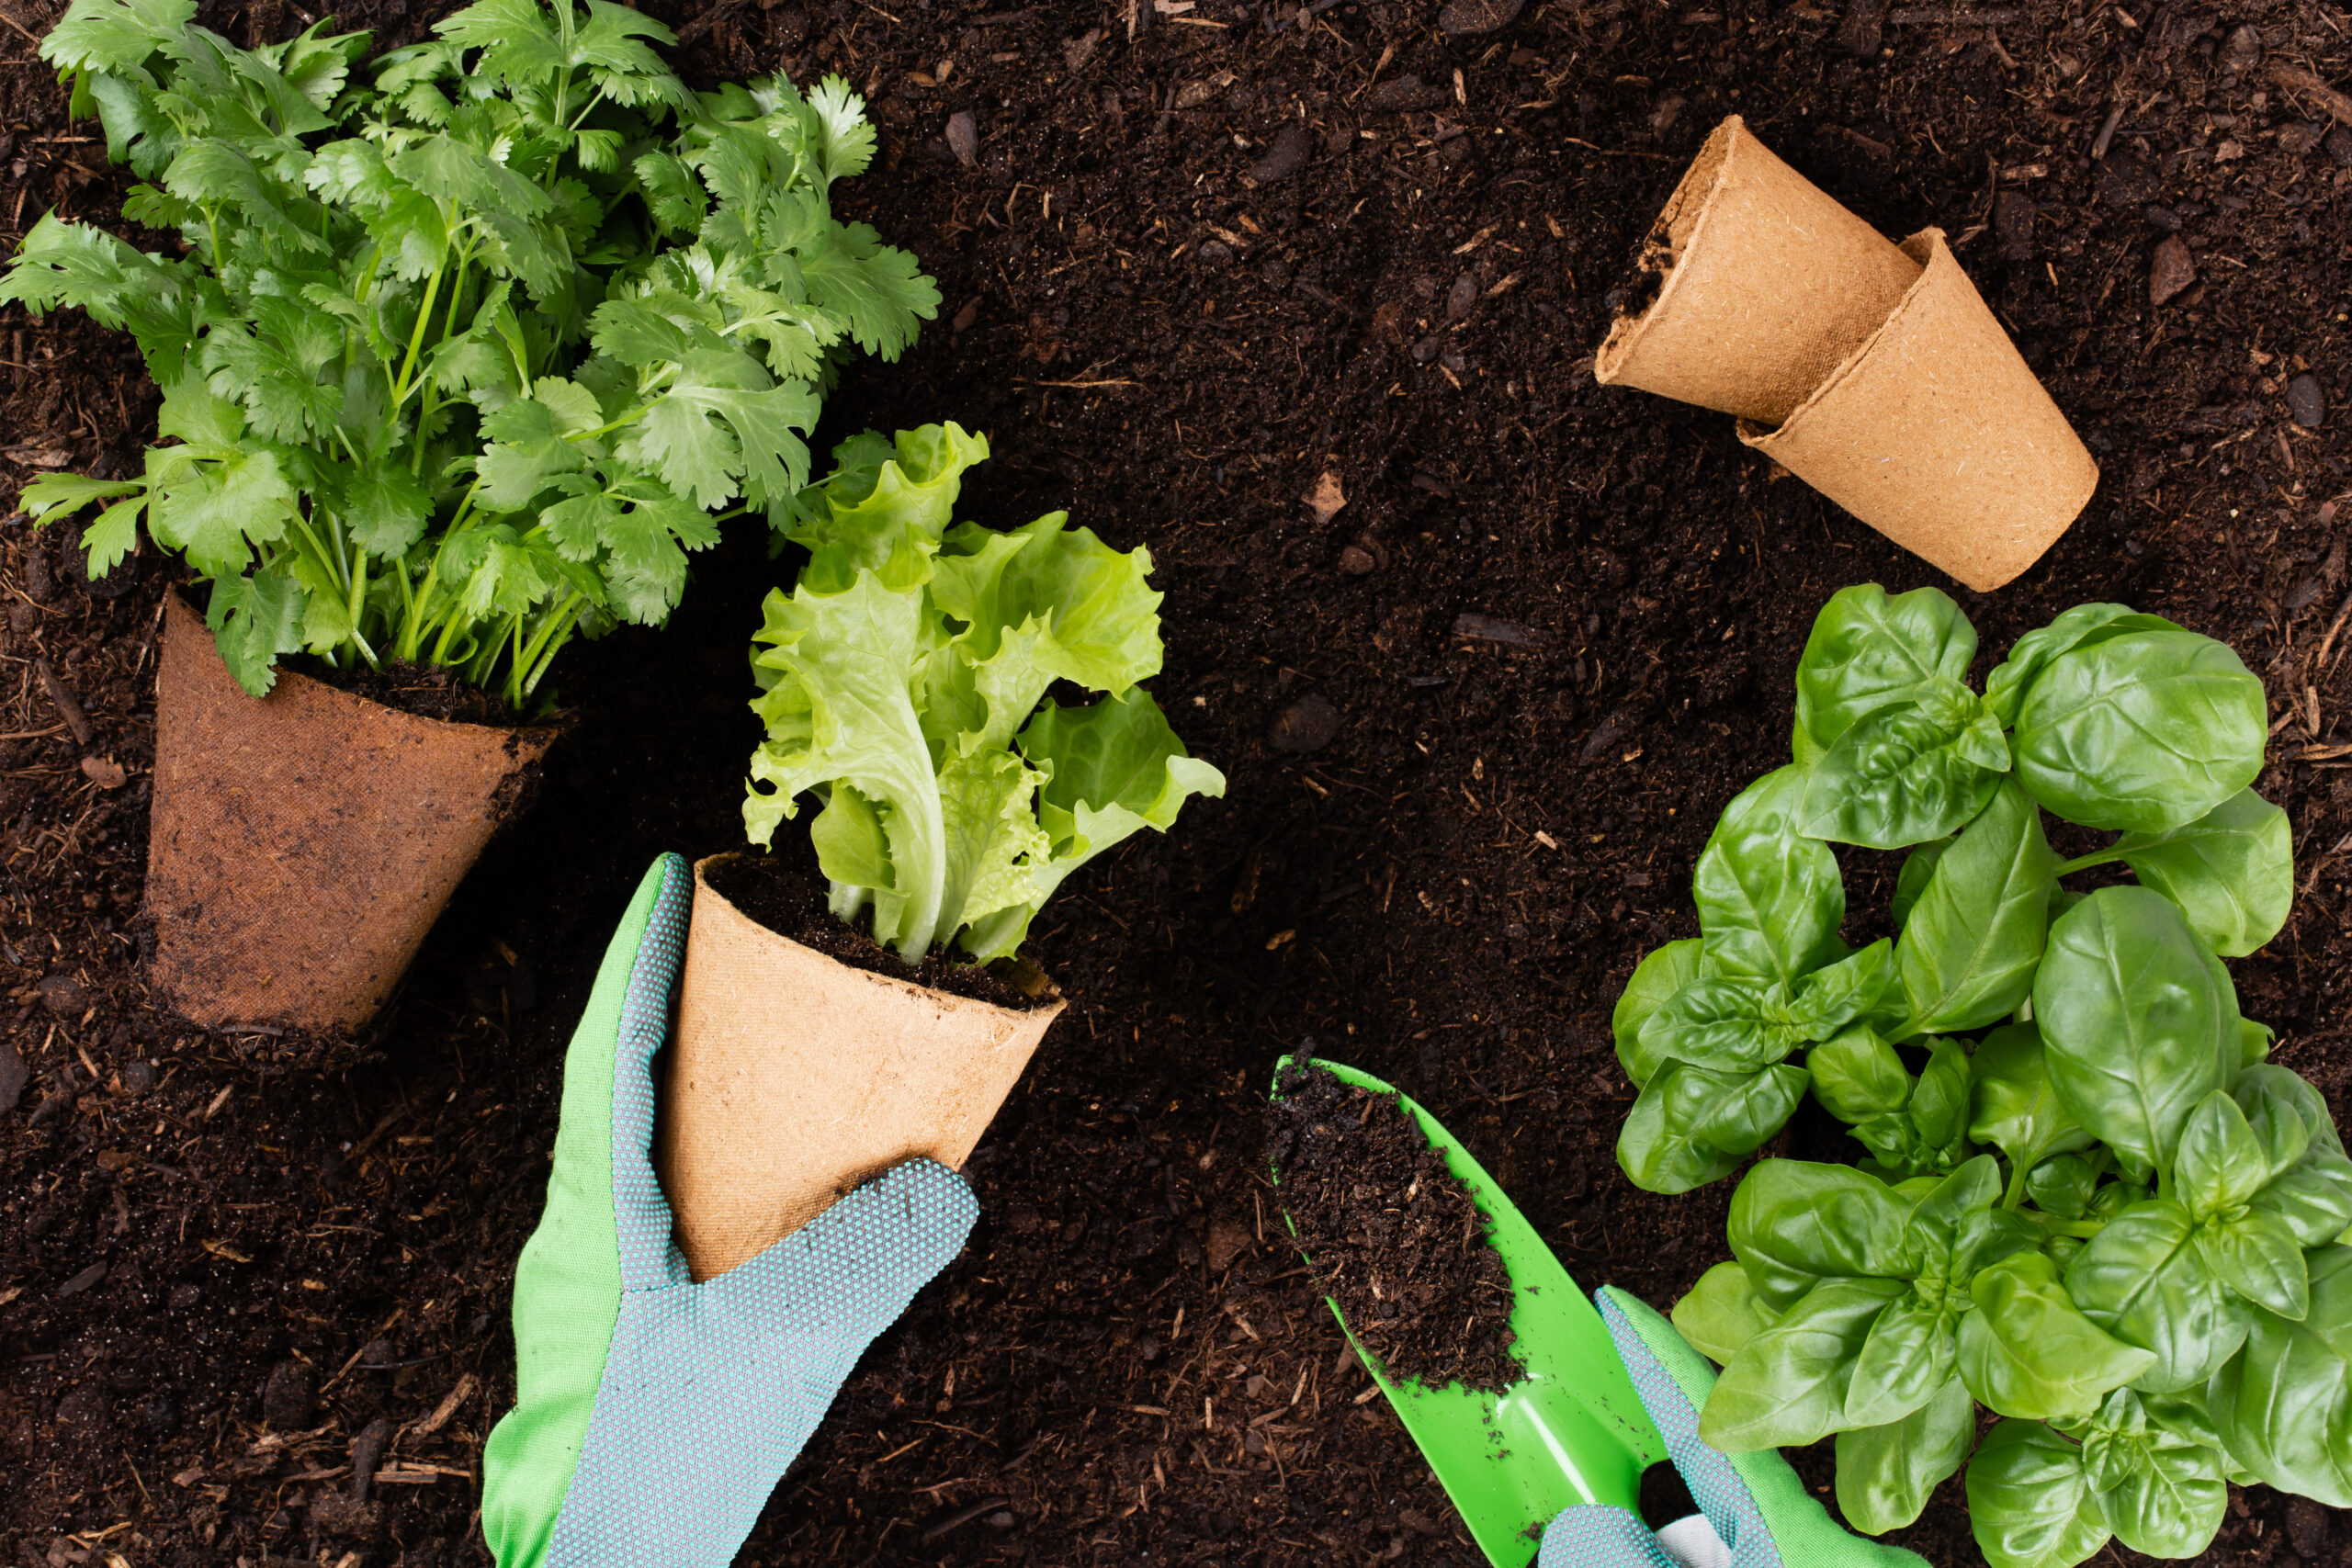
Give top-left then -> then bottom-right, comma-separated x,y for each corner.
3,0 -> 2352,1564
1263,1062 -> 1520,1394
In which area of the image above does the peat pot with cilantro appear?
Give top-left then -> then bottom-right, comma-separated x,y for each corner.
648,424 -> 1225,1280
1612,584 -> 2352,1568
5,0 -> 940,1030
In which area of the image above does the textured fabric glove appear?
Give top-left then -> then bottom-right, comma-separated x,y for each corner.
481,852 -> 978,1568
1539,1288 -> 1928,1568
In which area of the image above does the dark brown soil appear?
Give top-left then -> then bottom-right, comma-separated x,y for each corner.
704,845 -> 1055,1008
1264,1061 -> 1520,1393
3,1 -> 2352,1566
286,653 -> 524,729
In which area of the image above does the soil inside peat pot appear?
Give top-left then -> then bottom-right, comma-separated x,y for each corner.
285,650 -> 525,727
1265,1060 -> 1520,1393
701,844 -> 1052,1008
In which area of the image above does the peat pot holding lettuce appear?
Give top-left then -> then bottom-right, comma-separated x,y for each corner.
6,0 -> 938,1027
652,425 -> 1224,1280
1611,583 -> 2352,1568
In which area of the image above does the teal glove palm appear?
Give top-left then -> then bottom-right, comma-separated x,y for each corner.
481,852 -> 978,1567
1539,1289 -> 1928,1568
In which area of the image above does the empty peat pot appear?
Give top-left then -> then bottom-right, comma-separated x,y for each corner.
145,592 -> 559,1032
652,855 -> 1065,1280
1595,115 -> 2098,592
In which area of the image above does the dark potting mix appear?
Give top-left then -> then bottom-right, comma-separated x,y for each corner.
1265,1060 -> 1521,1394
704,847 -> 1055,1010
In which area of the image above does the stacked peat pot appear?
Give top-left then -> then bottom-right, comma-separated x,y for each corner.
13,0 -> 942,1031
657,425 -> 1223,1274
1598,117 -> 2100,592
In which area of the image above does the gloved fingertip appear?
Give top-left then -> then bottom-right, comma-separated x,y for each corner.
1538,1505 -> 1680,1568
717,1157 -> 977,1320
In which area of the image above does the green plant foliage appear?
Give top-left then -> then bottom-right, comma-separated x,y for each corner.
1611,583 -> 2346,1567
6,0 -> 937,703
742,424 -> 1223,964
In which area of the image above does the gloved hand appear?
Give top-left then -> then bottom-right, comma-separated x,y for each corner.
1539,1288 -> 1928,1568
481,852 -> 978,1567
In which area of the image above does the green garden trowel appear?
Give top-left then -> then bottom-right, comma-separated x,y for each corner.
1268,1055 -> 1666,1568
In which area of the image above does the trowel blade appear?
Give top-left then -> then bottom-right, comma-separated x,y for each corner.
1268,1055 -> 1665,1568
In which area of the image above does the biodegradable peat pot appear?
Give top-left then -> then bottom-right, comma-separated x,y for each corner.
146,592 -> 559,1032
1739,230 -> 2102,592
655,856 -> 1066,1280
1593,115 -> 1925,424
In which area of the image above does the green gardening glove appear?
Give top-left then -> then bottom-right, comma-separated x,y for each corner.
481,853 -> 978,1567
1538,1288 -> 1929,1568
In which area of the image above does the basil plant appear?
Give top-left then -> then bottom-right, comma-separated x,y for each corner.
1610,585 -> 2352,1568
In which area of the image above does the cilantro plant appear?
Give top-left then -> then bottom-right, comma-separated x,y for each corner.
742,423 -> 1225,964
4,0 -> 937,702
1611,585 -> 2352,1567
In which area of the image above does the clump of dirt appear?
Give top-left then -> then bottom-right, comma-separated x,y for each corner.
703,845 -> 1052,1009
1265,1060 -> 1520,1393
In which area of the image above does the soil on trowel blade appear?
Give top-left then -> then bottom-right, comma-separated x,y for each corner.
1266,1060 -> 1520,1393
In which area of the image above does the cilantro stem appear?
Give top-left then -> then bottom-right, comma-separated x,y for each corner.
393,259 -> 447,405
515,589 -> 586,697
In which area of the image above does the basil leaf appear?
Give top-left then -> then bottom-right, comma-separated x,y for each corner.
1983,604 -> 2180,727
2078,1389 -> 2227,1559
1692,764 -> 1846,984
1616,1061 -> 1770,1195
1634,976 -> 1803,1079
1611,938 -> 1702,1088
2064,1198 -> 2252,1393
2012,628 -> 2268,834
1889,834 -> 1953,929
2192,1208 -> 2311,1320
2234,1066 -> 2352,1247
2026,1152 -> 2102,1220
2033,886 -> 2233,1171
1965,1418 -> 2112,1568
1959,1252 -> 2157,1420
1809,1026 -> 1911,1124
1798,678 -> 2009,851
1728,1159 -> 1914,1310
1699,1276 -> 1908,1450
1844,1292 -> 1956,1427
2175,1087 -> 2295,1221
2209,1244 -> 2352,1507
1969,1021 -> 2094,1174
1671,1259 -> 1777,1366
1894,781 -> 2060,1033
2113,787 -> 2293,956
1835,1376 -> 1974,1535
1792,583 -> 1978,762
1783,938 -> 1894,1039
1688,1063 -> 1812,1160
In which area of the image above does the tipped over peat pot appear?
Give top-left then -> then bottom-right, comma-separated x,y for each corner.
1595,114 -> 2098,592
652,854 -> 1066,1280
145,592 -> 560,1032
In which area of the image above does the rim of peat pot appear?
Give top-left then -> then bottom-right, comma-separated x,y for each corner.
144,590 -> 562,1033
652,852 -> 1066,1281
1592,114 -> 1924,425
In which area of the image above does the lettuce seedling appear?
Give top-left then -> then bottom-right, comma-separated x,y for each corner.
743,423 -> 1224,964
1616,585 -> 2348,1568
5,0 -> 935,702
